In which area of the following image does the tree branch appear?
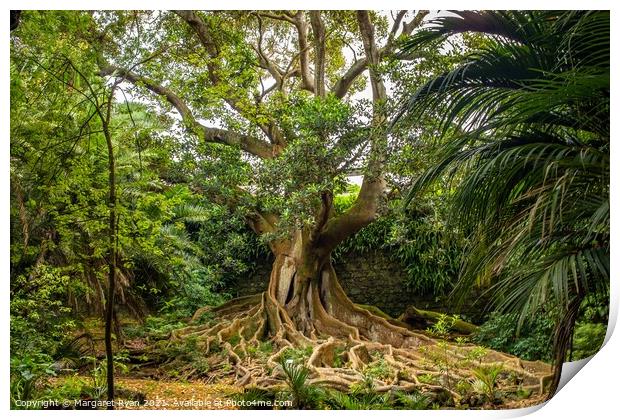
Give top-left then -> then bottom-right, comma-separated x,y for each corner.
318,11 -> 390,252
255,11 -> 295,24
174,10 -> 288,148
256,11 -> 314,93
331,10 -> 428,98
294,12 -> 315,93
309,11 -> 327,97
99,65 -> 276,159
254,15 -> 285,90
388,10 -> 409,45
246,211 -> 279,236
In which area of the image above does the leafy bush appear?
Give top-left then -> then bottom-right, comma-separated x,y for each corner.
333,190 -> 464,296
41,354 -> 137,406
325,388 -> 391,410
43,375 -> 90,402
474,302 -> 607,363
473,312 -> 554,362
10,265 -> 86,356
569,292 -> 608,360
10,352 -> 56,408
124,314 -> 188,341
580,293 -> 609,324
393,391 -> 431,409
571,322 -> 607,360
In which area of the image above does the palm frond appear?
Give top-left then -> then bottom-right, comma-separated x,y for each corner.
399,11 -> 547,55
397,10 -> 609,325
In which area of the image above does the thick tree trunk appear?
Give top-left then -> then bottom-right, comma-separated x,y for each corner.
268,231 -> 341,337
265,230 -> 430,348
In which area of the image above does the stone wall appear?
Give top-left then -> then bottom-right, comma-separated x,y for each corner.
229,251 -> 487,321
334,252 -> 426,317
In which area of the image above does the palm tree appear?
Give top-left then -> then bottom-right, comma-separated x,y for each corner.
396,11 -> 609,397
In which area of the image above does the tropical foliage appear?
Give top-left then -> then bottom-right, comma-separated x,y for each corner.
397,10 -> 609,391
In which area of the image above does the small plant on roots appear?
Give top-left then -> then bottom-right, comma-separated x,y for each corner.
363,355 -> 395,382
455,379 -> 472,396
418,373 -> 437,384
281,360 -> 324,409
455,336 -> 469,345
227,333 -> 241,347
394,391 -> 431,410
280,346 -> 313,365
424,341 -> 457,389
472,364 -> 504,403
427,314 -> 459,337
247,341 -> 273,361
465,346 -> 488,366
516,386 -> 533,400
332,345 -> 347,368
220,362 -> 233,373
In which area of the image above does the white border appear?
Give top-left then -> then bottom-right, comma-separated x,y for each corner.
3,2 -> 618,419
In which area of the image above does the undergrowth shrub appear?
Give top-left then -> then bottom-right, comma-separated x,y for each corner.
473,312 -> 554,362
333,188 -> 464,296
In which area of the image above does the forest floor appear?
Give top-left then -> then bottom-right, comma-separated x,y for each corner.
50,375 -> 241,410
49,373 -> 545,410
111,377 -> 240,410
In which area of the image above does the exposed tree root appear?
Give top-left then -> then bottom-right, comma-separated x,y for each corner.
155,282 -> 553,408
140,249 -> 553,407
398,305 -> 479,334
